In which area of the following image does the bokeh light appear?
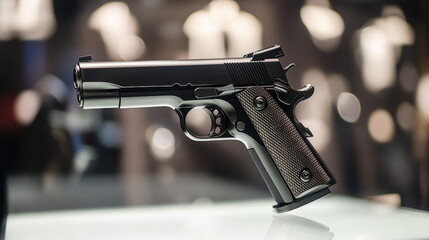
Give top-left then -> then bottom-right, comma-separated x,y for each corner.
183,0 -> 261,58
377,5 -> 415,47
208,0 -> 240,21
89,2 -> 145,60
12,0 -> 56,40
0,0 -> 14,40
13,90 -> 42,126
150,127 -> 176,160
396,102 -> 415,132
183,9 -> 224,58
416,73 -> 429,121
300,0 -> 344,51
360,26 -> 395,93
358,5 -> 415,93
118,35 -> 146,61
337,92 -> 361,123
368,109 -> 395,143
224,12 -> 262,57
300,4 -> 344,40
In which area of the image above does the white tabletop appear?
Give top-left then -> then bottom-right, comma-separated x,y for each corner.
5,195 -> 429,240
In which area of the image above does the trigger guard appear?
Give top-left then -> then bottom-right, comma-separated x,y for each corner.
178,105 -> 227,139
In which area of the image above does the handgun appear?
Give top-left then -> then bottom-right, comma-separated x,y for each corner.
73,45 -> 336,212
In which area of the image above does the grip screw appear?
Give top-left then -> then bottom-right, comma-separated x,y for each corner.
236,121 -> 245,131
253,96 -> 267,111
300,168 -> 312,182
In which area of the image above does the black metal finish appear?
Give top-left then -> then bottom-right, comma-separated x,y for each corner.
248,148 -> 285,204
274,188 -> 331,213
73,45 -> 336,212
77,58 -> 283,88
243,45 -> 284,61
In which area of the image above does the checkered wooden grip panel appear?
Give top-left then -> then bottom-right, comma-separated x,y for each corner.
236,86 -> 331,197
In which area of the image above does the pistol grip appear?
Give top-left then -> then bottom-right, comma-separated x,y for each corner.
236,86 -> 335,211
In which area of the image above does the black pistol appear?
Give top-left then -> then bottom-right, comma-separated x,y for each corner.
73,45 -> 336,212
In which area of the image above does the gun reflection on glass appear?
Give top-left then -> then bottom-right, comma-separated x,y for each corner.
73,46 -> 336,212
265,215 -> 334,240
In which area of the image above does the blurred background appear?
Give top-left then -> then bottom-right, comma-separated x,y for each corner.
0,0 -> 428,213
